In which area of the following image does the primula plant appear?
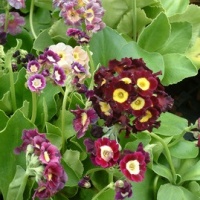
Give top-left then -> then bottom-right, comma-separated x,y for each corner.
1,0 -> 200,200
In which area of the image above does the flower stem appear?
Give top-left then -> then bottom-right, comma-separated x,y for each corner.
91,183 -> 114,200
132,0 -> 137,41
29,0 -> 37,39
148,132 -> 176,184
31,92 -> 37,123
4,3 -> 10,32
85,45 -> 95,90
5,51 -> 17,112
15,171 -> 29,200
61,77 -> 72,152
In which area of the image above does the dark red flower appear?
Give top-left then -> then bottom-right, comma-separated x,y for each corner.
119,152 -> 147,182
94,137 -> 120,168
115,180 -> 133,200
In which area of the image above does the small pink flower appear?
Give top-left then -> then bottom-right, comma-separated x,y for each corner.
94,137 -> 120,168
39,142 -> 61,164
120,152 -> 147,182
7,0 -> 26,9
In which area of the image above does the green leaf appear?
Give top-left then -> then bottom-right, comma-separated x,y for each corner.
181,160 -> 200,183
161,53 -> 197,86
116,8 -> 152,38
158,22 -> 192,54
169,140 -> 198,159
48,19 -> 69,43
0,110 -> 34,199
46,122 -> 62,149
152,163 -> 173,182
169,5 -> 200,43
157,183 -> 198,200
34,0 -> 53,10
6,166 -> 26,200
188,181 -> 200,197
0,91 -> 12,114
0,110 -> 8,131
138,12 -> 170,52
119,41 -> 165,79
94,188 -> 115,200
33,29 -> 54,52
160,0 -> 189,17
63,150 -> 84,179
153,112 -> 188,136
89,27 -> 127,66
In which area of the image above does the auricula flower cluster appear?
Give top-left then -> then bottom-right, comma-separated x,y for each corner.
53,0 -> 105,43
15,129 -> 67,199
7,0 -> 26,9
26,42 -> 90,92
89,57 -> 173,134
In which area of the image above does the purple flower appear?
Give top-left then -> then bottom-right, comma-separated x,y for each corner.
60,2 -> 83,26
78,175 -> 91,188
71,107 -> 98,138
115,180 -> 133,200
39,49 -> 60,65
39,142 -> 61,164
7,0 -> 26,9
52,65 -> 66,86
0,12 -> 25,35
71,62 -> 86,73
44,162 -> 68,191
27,60 -> 41,73
27,74 -> 46,92
33,182 -> 52,199
67,28 -> 90,44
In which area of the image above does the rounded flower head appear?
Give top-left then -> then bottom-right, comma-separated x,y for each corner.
119,151 -> 147,182
48,42 -> 74,70
27,74 -> 46,92
0,12 -> 25,35
7,0 -> 26,9
52,65 -> 66,86
27,60 -> 41,74
115,180 -> 133,200
94,137 -> 120,168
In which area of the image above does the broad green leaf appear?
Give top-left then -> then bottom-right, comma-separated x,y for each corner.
89,27 -> 127,66
169,5 -> 200,44
157,183 -> 198,200
131,169 -> 155,200
35,0 -> 53,10
54,186 -> 78,200
46,122 -> 62,149
152,163 -> 173,182
0,91 -> 12,114
160,0 -> 189,17
117,8 -> 152,38
138,12 -> 170,52
0,110 -> 34,199
169,140 -> 198,159
158,22 -> 192,54
119,41 -> 165,79
48,19 -> 69,43
6,166 -> 26,200
153,112 -> 188,136
18,100 -> 30,119
181,160 -> 200,183
188,181 -> 200,197
0,110 -> 8,131
161,53 -> 197,86
63,150 -> 84,179
94,188 -> 115,200
33,29 -> 54,52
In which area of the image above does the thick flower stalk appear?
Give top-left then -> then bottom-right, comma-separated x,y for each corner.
14,129 -> 67,199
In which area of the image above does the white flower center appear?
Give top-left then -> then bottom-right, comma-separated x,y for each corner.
32,78 -> 42,88
54,70 -> 61,81
126,160 -> 140,175
100,145 -> 113,162
44,151 -> 50,162
30,65 -> 38,73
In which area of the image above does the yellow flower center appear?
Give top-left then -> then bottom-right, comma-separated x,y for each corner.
126,160 -> 140,175
44,151 -> 50,162
99,101 -> 111,116
101,78 -> 106,86
81,112 -> 88,126
100,145 -> 113,162
68,9 -> 81,22
113,88 -> 128,103
139,110 -> 152,123
73,52 -> 79,60
130,97 -> 145,110
120,77 -> 132,84
137,77 -> 150,91
84,8 -> 95,23
48,173 -> 52,181
38,186 -> 46,192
